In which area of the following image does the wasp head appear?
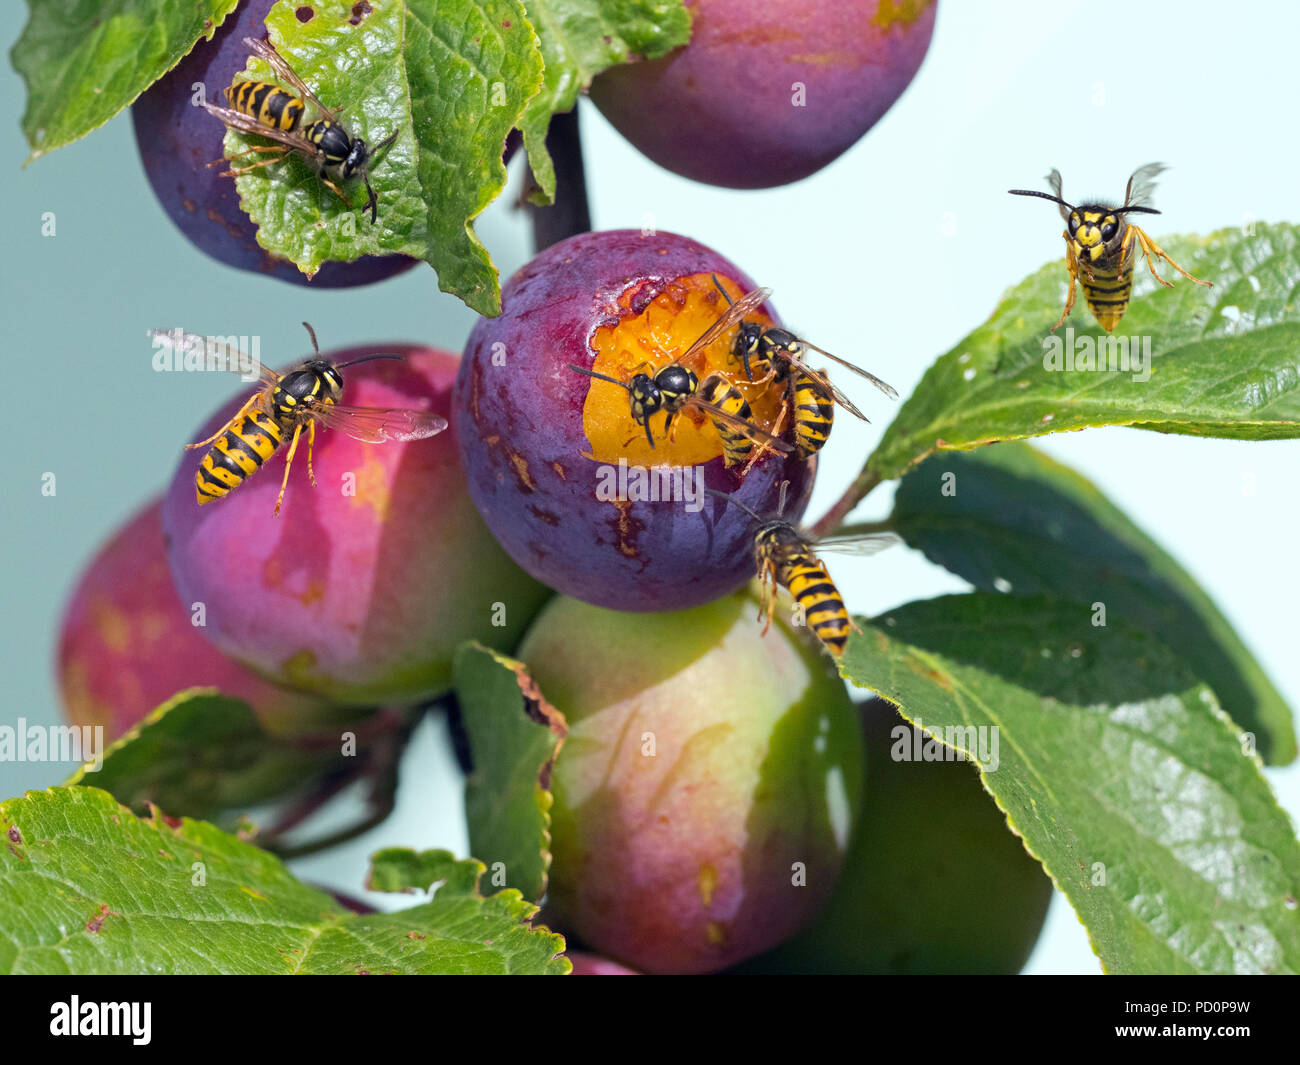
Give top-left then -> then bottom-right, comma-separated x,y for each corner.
1067,208 -> 1123,262
628,373 -> 663,423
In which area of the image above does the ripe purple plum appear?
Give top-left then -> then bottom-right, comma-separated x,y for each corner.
162,344 -> 551,704
454,228 -> 814,612
131,0 -> 413,287
736,699 -> 1053,973
590,0 -> 937,189
520,592 -> 863,974
58,499 -> 331,741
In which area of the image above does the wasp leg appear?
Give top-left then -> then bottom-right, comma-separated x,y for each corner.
222,150 -> 294,178
206,144 -> 283,169
741,396 -> 788,477
1128,226 -> 1213,289
1052,232 -> 1080,333
320,178 -> 355,210
275,422 -> 306,517
305,419 -> 319,487
756,559 -> 779,636
185,393 -> 261,450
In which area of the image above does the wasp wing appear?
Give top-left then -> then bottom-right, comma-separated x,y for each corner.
148,329 -> 280,385
787,341 -> 899,402
780,360 -> 869,421
202,102 -> 323,158
679,286 -> 774,366
1044,168 -> 1070,222
312,404 -> 448,443
1124,162 -> 1167,210
810,531 -> 901,557
242,36 -> 341,121
684,396 -> 793,453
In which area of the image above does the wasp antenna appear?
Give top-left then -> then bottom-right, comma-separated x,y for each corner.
302,321 -> 321,355
1008,188 -> 1075,211
567,363 -> 630,390
711,273 -> 735,306
334,353 -> 406,370
372,130 -> 400,154
777,479 -> 790,517
703,488 -> 766,522
1115,205 -> 1162,216
362,174 -> 379,225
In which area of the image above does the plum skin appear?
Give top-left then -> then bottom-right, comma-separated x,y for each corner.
131,0 -> 412,287
162,344 -> 551,705
57,499 -> 334,741
735,700 -> 1053,974
590,0 -> 938,189
454,228 -> 814,612
520,592 -> 864,975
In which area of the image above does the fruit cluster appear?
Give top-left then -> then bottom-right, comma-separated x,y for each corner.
57,0 -> 1053,975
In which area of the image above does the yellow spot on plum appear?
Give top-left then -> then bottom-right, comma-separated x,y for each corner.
698,862 -> 718,907
282,649 -> 319,686
871,0 -> 933,31
350,454 -> 391,520
90,596 -> 131,653
705,921 -> 727,945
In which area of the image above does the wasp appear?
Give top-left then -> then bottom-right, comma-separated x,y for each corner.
1008,163 -> 1212,333
567,362 -> 793,468
683,276 -> 898,462
707,483 -> 897,657
149,323 -> 447,516
201,37 -> 398,223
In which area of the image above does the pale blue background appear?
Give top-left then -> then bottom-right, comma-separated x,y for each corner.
2,0 -> 1296,974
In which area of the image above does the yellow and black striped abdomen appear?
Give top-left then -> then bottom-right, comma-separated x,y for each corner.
196,409 -> 285,505
1081,254 -> 1135,333
779,551 -> 851,656
225,80 -> 305,132
790,372 -> 834,459
696,376 -> 758,468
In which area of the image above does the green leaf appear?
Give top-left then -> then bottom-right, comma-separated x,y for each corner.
867,223 -> 1300,481
64,688 -> 347,823
518,0 -> 691,201
453,642 -> 566,903
840,594 -> 1300,975
0,787 -> 569,974
12,0 -> 239,161
892,444 -> 1297,765
229,0 -> 544,315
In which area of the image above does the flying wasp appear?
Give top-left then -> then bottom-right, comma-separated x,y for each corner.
202,37 -> 398,223
567,362 -> 793,468
682,276 -> 898,462
150,323 -> 447,516
1008,163 -> 1212,333
707,482 -> 897,658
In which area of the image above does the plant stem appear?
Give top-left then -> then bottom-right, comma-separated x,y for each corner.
529,107 -> 592,252
808,467 -> 883,540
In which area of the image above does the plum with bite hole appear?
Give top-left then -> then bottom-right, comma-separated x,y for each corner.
454,228 -> 814,611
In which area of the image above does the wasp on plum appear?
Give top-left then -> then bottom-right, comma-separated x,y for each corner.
149,322 -> 446,516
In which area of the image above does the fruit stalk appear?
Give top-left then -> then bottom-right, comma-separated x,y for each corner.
529,109 -> 592,252
808,469 -> 883,540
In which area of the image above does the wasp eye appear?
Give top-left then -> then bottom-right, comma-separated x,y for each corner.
1067,214 -> 1080,233
1101,221 -> 1118,241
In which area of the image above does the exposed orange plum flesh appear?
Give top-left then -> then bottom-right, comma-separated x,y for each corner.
580,273 -> 783,467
